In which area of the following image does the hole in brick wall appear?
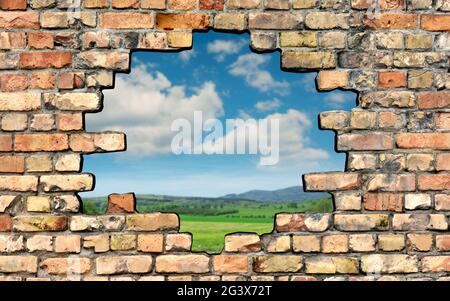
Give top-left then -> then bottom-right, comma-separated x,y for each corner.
82,31 -> 357,254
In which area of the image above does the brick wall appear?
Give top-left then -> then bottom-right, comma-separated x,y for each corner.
0,0 -> 449,281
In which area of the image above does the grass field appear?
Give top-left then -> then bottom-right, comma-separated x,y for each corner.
83,196 -> 333,253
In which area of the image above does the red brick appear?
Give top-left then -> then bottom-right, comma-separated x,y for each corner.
100,13 -> 154,29
107,193 -> 135,213
14,134 -> 69,152
338,133 -> 394,151
418,92 -> 450,109
0,0 -> 27,10
364,14 -> 417,29
437,154 -> 450,171
0,156 -> 25,173
421,15 -> 450,31
168,0 -> 197,10
0,12 -> 39,29
0,215 -> 12,231
156,13 -> 210,30
363,193 -> 403,212
436,113 -> 450,129
418,174 -> 450,191
396,133 -> 450,150
28,32 -> 54,49
0,134 -> 12,151
0,73 -> 28,92
57,113 -> 83,131
378,71 -> 406,88
19,52 -> 72,69
436,235 -> 450,251
112,0 -> 140,8
200,0 -> 224,10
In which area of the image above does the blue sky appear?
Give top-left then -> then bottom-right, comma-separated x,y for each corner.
83,32 -> 356,198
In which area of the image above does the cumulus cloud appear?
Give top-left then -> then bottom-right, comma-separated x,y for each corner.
229,53 -> 290,95
298,73 -> 318,93
86,64 -> 224,156
179,49 -> 197,62
255,98 -> 282,112
200,109 -> 329,168
324,92 -> 353,108
207,39 -> 247,62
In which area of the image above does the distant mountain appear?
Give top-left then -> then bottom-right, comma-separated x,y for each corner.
222,186 -> 328,202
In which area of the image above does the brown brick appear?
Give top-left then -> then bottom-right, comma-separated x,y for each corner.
112,0 -> 140,8
213,255 -> 248,273
100,13 -> 154,29
15,134 -> 68,152
200,0 -> 225,10
407,233 -> 433,252
0,156 -> 25,173
364,14 -> 417,29
0,0 -> 27,10
137,234 -> 164,253
57,113 -> 83,131
107,193 -> 135,213
0,134 -> 12,151
338,133 -> 394,151
305,173 -> 360,191
156,13 -> 209,30
397,133 -> 450,150
19,52 -> 72,69
364,193 -> 403,212
378,71 -> 406,88
419,174 -> 450,190
0,73 -> 28,92
322,235 -> 348,253
421,15 -> 450,31
418,92 -> 450,109
0,215 -> 12,231
0,12 -> 39,29
28,32 -> 54,49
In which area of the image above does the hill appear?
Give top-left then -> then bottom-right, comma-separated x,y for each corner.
222,186 -> 328,202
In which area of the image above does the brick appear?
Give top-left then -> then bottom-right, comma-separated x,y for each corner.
40,258 -> 91,275
126,213 -> 179,231
317,71 -> 348,90
319,32 -> 346,49
213,255 -> 248,273
334,214 -> 389,231
225,234 -> 261,252
397,133 -> 450,150
405,34 -> 433,49
44,92 -> 101,111
214,13 -> 246,31
30,114 -> 54,131
364,14 -> 417,29
305,256 -> 358,274
304,173 -> 360,191
276,213 -> 331,232
350,111 -> 377,129
405,194 -> 431,210
360,91 -> 415,108
168,0 -> 196,10
30,72 -> 55,89
0,0 -> 27,10
362,255 -> 418,273
418,92 -> 450,109
0,176 -> 38,192
55,235 -> 81,253
253,256 -> 302,273
200,0 -> 225,10
55,154 -> 81,172
436,235 -> 450,251
97,256 -> 152,275
280,31 -> 316,47
250,12 -> 302,30
15,134 -> 68,152
137,234 -> 163,253
0,92 -> 41,111
19,52 -> 72,69
322,235 -> 348,253
0,256 -> 37,273
0,235 -> 23,252
378,234 -> 405,251
111,234 -> 136,251
0,73 -> 28,92
28,32 -> 54,49
84,0 -> 109,8
264,235 -> 290,253
435,194 -> 450,211
406,154 -> 434,171
25,155 -> 52,172
379,71 -> 406,88
408,71 -> 433,89
156,13 -> 209,30
349,234 -> 376,252
305,12 -> 348,29
84,235 -> 109,253
165,233 -> 192,251
282,51 -> 336,69
156,255 -> 209,273
107,193 -> 135,213
13,216 -> 67,232
57,113 -> 83,131
421,256 -> 450,272
366,174 -> 415,192
292,235 -> 321,252
338,133 -> 394,151
167,32 -> 192,48
0,156 -> 24,173
26,235 -> 52,252
419,174 -> 450,191
26,196 -> 51,212
40,174 -> 94,192
0,215 -> 12,231
421,15 -> 450,31
334,193 -> 362,211
227,0 -> 260,8
392,214 -> 447,230
407,233 -> 433,252
319,111 -> 349,130
348,154 -> 377,170
0,12 -> 39,29
363,193 -> 403,212
0,32 -> 26,49
76,51 -> 129,70
112,0 -> 139,8
0,195 -> 17,213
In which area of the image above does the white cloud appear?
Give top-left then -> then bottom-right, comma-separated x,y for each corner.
324,92 -> 352,108
200,109 -> 329,169
86,64 -> 224,157
229,53 -> 290,95
255,98 -> 282,112
298,73 -> 318,93
179,49 -> 197,62
207,39 -> 246,62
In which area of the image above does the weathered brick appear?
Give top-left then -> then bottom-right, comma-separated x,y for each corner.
362,255 -> 418,273
366,174 -> 415,192
225,234 -> 261,252
165,233 -> 192,251
0,0 -> 27,10
349,234 -> 376,252
363,193 -> 403,212
304,173 -> 360,191
338,133 -> 394,151
421,256 -> 450,272
0,215 -> 12,232
276,213 -> 331,232
97,256 -> 152,275
378,234 -> 405,251
253,256 -> 302,273
407,233 -> 433,252
84,235 -> 109,253
76,51 -> 129,70
13,216 -> 67,232
137,234 -> 163,253
27,196 -> 51,212
0,176 -> 38,192
111,234 -> 136,251
421,15 -> 450,31
15,134 -> 68,152
156,13 -> 209,30
305,12 -> 348,29
107,193 -> 135,213
322,235 -> 348,253
44,92 -> 101,111
55,235 -> 81,253
214,255 -> 248,273
126,213 -> 179,231
305,256 -> 358,274
40,174 -> 93,192
418,92 -> 450,109
214,13 -> 245,31
435,194 -> 450,211
364,14 -> 417,29
379,71 -> 406,88
156,255 -> 209,273
419,174 -> 450,190
0,12 -> 39,29
282,51 -> 336,69
292,235 -> 320,252
40,258 -> 91,275
19,52 -> 72,69
335,214 -> 389,231
0,256 -> 37,273
0,156 -> 25,173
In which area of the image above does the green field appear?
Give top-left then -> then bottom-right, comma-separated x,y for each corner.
83,196 -> 333,253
